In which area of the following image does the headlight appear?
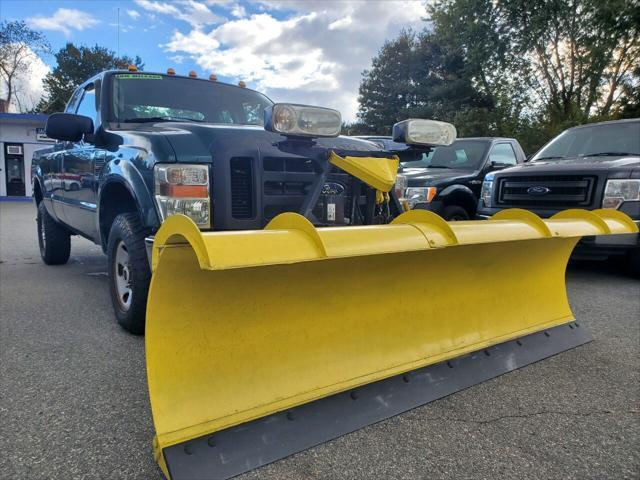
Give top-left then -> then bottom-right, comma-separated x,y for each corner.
392,119 -> 457,146
602,179 -> 640,209
404,186 -> 437,208
264,103 -> 342,137
481,173 -> 495,208
154,164 -> 211,227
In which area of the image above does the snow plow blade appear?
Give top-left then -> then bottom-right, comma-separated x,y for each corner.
146,208 -> 637,480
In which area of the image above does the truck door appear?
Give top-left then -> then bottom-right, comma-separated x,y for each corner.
61,83 -> 99,240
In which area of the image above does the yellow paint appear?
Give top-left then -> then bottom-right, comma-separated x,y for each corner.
146,208 -> 637,476
329,151 -> 399,192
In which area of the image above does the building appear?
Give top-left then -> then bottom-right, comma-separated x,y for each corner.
0,113 -> 54,199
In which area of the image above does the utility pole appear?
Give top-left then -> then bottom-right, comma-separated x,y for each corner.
117,7 -> 120,58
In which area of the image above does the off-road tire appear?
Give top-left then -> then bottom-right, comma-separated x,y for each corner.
37,202 -> 71,265
107,213 -> 151,335
628,248 -> 640,278
442,205 -> 470,221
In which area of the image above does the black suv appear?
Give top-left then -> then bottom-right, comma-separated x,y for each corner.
477,119 -> 640,272
361,136 -> 526,220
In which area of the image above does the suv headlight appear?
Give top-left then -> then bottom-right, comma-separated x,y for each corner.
481,173 -> 495,208
154,164 -> 211,227
602,179 -> 640,209
405,186 -> 437,208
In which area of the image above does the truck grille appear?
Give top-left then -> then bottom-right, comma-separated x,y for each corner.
261,156 -> 356,224
497,175 -> 596,208
230,157 -> 254,219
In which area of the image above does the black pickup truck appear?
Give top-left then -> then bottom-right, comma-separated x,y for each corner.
476,118 -> 640,274
360,136 -> 526,220
32,69 -> 453,333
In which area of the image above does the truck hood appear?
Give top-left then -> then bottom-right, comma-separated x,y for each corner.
126,123 -> 388,162
503,155 -> 640,173
402,167 -> 476,187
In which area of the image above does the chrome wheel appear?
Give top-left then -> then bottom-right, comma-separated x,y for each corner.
114,240 -> 132,310
38,214 -> 46,253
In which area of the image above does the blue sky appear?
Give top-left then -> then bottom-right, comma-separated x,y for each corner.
1,0 -> 427,120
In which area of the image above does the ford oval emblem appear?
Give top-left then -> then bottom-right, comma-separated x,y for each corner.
321,182 -> 345,196
527,185 -> 551,196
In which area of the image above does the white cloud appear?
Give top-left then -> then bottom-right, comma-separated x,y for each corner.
27,8 -> 99,37
231,4 -> 247,18
134,0 -> 224,27
0,47 -> 50,113
127,9 -> 141,20
162,1 -> 427,120
328,16 -> 352,30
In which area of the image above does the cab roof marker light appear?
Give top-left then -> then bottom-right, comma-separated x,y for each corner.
167,68 -> 176,76
128,64 -> 138,72
188,70 -> 197,78
238,80 -> 246,88
209,74 -> 218,81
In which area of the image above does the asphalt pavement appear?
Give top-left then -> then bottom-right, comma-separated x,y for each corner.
1,201 -> 638,479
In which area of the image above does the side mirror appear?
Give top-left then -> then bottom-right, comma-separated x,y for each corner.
488,160 -> 511,170
45,113 -> 94,142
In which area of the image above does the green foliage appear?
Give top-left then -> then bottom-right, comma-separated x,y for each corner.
36,43 -> 144,113
357,30 -> 488,134
358,0 -> 639,153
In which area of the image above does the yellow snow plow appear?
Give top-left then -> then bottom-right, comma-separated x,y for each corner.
146,207 -> 637,480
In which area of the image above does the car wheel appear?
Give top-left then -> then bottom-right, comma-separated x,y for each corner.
107,213 -> 151,335
628,249 -> 640,278
37,202 -> 71,265
442,205 -> 470,221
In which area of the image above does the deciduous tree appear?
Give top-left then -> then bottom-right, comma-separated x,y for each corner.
37,43 -> 144,113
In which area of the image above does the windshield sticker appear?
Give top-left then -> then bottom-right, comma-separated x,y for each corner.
115,74 -> 163,80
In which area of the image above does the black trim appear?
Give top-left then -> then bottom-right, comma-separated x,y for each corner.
163,322 -> 592,480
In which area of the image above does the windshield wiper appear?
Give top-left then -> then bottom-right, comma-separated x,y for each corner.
582,152 -> 639,157
533,156 -> 566,161
120,116 -> 204,123
426,165 -> 451,169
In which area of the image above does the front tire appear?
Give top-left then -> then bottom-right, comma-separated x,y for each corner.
442,205 -> 470,221
107,213 -> 151,334
628,248 -> 640,278
37,202 -> 71,265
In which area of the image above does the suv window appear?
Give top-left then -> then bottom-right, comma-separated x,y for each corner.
399,140 -> 489,170
76,85 -> 97,126
531,121 -> 640,161
489,143 -> 517,166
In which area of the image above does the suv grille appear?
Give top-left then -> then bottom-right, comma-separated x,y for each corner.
497,175 -> 596,208
230,157 -> 254,219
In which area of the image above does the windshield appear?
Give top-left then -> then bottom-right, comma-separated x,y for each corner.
531,121 -> 640,161
110,73 -> 273,125
399,140 -> 489,170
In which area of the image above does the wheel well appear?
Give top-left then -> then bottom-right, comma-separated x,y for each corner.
442,190 -> 477,217
99,183 -> 138,251
33,181 -> 43,205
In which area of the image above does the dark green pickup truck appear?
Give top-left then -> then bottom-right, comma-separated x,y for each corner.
32,69 -> 456,333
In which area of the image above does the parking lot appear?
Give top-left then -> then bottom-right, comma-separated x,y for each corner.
1,201 -> 638,480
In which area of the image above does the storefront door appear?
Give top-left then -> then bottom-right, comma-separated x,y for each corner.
4,143 -> 26,196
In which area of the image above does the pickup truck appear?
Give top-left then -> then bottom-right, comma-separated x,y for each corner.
476,118 -> 640,274
360,136 -> 527,220
32,69 -> 448,333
